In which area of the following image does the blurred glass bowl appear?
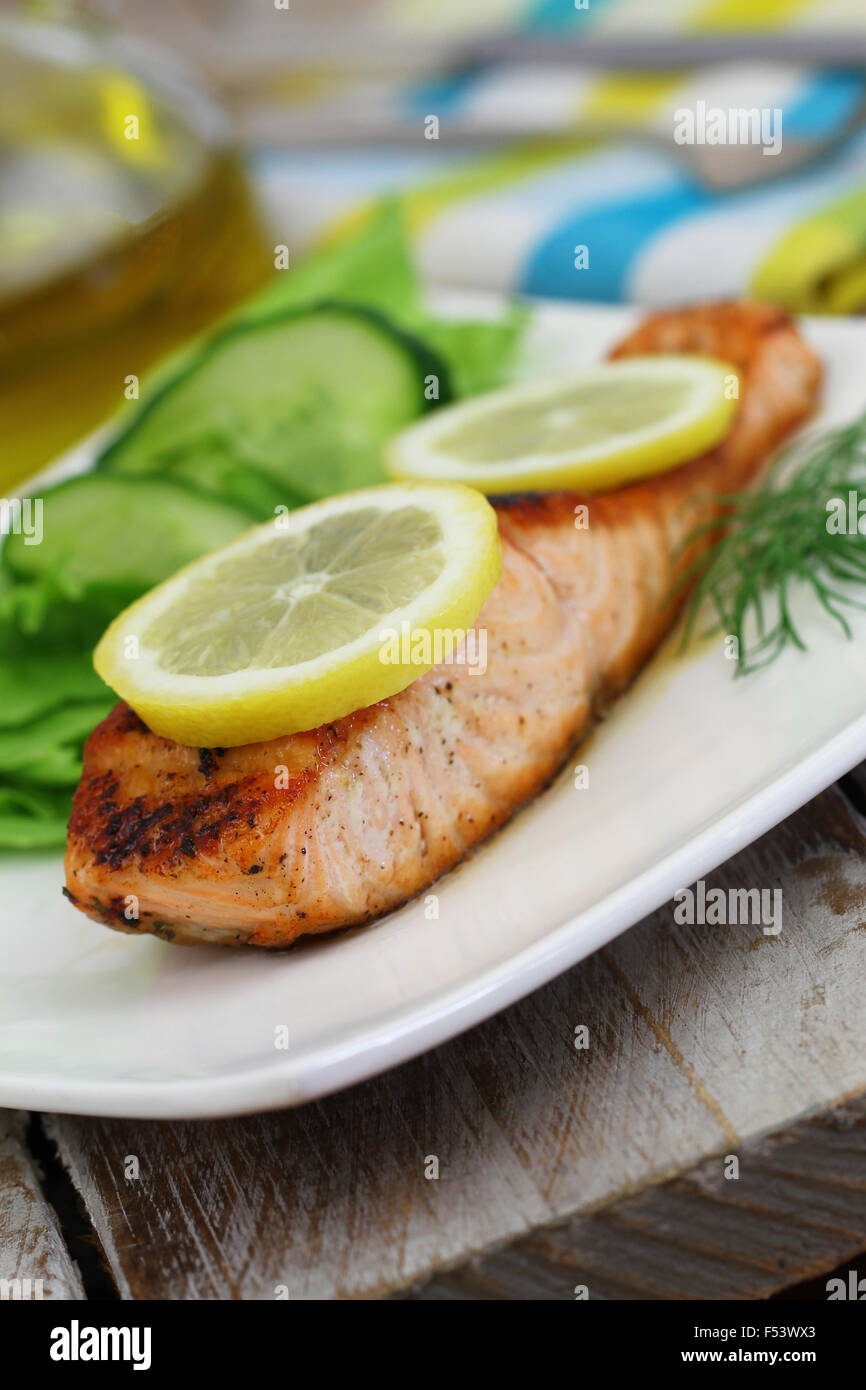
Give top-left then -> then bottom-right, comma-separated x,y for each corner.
0,17 -> 269,487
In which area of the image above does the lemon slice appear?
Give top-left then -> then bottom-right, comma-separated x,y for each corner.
94,483 -> 501,747
386,355 -> 738,494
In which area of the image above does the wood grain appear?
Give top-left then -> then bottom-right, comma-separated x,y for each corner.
0,1111 -> 84,1300
43,782 -> 866,1299
401,1096 -> 866,1299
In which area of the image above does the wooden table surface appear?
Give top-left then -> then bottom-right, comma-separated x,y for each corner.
3,766 -> 866,1301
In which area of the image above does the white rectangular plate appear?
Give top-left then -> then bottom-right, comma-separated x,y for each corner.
2,300 -> 866,1119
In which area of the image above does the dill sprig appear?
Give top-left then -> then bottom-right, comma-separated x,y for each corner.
680,409 -> 866,674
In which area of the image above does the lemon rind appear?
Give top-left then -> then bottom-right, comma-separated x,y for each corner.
386,356 -> 739,494
94,483 -> 501,747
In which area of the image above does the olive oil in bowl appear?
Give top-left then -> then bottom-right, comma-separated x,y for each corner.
0,19 -> 270,489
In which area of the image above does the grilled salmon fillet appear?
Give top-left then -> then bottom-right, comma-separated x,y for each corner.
65,302 -> 821,946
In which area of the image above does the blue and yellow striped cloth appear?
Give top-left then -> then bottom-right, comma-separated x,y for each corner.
255,1 -> 866,313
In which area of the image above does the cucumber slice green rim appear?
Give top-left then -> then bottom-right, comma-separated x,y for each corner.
97,301 -> 453,506
2,473 -> 253,593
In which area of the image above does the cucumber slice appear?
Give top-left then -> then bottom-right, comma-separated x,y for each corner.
98,303 -> 450,505
149,452 -> 296,519
3,474 -> 252,593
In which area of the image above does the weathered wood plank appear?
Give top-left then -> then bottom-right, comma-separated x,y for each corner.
42,944 -> 723,1300
402,1096 -> 866,1299
0,1111 -> 84,1300
44,784 -> 866,1300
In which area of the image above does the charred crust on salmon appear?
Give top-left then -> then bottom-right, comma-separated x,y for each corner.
197,747 -> 225,779
70,717 -> 317,873
118,707 -> 148,736
492,490 -> 581,521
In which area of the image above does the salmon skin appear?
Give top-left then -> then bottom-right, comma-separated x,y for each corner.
65,303 -> 821,947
